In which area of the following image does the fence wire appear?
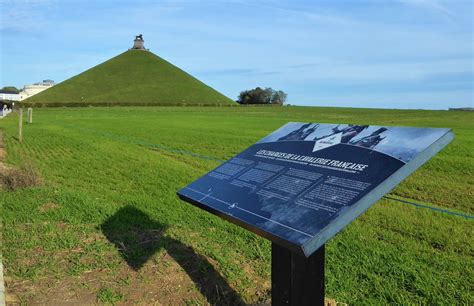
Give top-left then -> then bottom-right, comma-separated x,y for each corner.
60,123 -> 473,220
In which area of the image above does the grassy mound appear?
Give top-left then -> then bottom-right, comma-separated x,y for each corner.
22,50 -> 235,106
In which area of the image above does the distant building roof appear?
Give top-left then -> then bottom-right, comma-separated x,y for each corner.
32,80 -> 55,86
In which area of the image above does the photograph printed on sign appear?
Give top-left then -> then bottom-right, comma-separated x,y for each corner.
258,123 -> 448,162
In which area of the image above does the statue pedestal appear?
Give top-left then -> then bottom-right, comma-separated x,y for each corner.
133,39 -> 145,50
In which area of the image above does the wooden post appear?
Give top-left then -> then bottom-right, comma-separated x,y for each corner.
272,243 -> 325,306
27,108 -> 33,123
18,109 -> 23,143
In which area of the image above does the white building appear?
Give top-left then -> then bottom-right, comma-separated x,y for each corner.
19,80 -> 55,100
0,93 -> 21,101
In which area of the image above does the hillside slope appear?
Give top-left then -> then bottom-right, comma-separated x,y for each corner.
23,50 -> 235,106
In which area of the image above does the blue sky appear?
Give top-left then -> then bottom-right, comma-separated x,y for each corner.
1,0 -> 472,109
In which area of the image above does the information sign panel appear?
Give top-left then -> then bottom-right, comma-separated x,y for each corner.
178,123 -> 453,257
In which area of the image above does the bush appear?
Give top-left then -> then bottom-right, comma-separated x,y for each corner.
237,87 -> 287,105
0,160 -> 43,190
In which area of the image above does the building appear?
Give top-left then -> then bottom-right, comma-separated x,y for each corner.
19,80 -> 55,100
0,93 -> 21,101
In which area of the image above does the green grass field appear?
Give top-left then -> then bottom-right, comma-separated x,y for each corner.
1,106 -> 472,304
22,50 -> 235,106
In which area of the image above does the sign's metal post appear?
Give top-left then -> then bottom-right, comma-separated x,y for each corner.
272,243 -> 325,306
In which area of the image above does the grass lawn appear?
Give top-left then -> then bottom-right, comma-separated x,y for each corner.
1,106 -> 473,304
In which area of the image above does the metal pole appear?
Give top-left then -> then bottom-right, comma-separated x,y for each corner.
271,243 -> 325,306
18,108 -> 23,143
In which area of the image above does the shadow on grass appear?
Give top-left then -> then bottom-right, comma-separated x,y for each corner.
101,205 -> 244,305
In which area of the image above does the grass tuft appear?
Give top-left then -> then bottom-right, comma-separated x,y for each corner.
96,287 -> 123,304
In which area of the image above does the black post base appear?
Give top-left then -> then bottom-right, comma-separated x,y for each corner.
271,243 -> 325,306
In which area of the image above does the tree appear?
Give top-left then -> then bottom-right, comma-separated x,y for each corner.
237,87 -> 287,105
272,90 -> 287,105
0,86 -> 20,94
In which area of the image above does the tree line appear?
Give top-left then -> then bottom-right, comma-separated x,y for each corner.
0,86 -> 20,94
237,87 -> 287,105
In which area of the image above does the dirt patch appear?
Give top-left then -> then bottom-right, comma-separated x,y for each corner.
5,247 -> 224,305
325,297 -> 345,306
0,131 -> 10,183
0,160 -> 43,191
0,132 -> 10,190
0,131 -> 43,191
38,202 -> 60,213
4,222 -> 344,305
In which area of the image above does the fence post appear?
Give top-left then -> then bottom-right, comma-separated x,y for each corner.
18,109 -> 23,143
27,108 -> 33,123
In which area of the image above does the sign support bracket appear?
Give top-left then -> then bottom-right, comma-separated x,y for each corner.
272,243 -> 325,306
